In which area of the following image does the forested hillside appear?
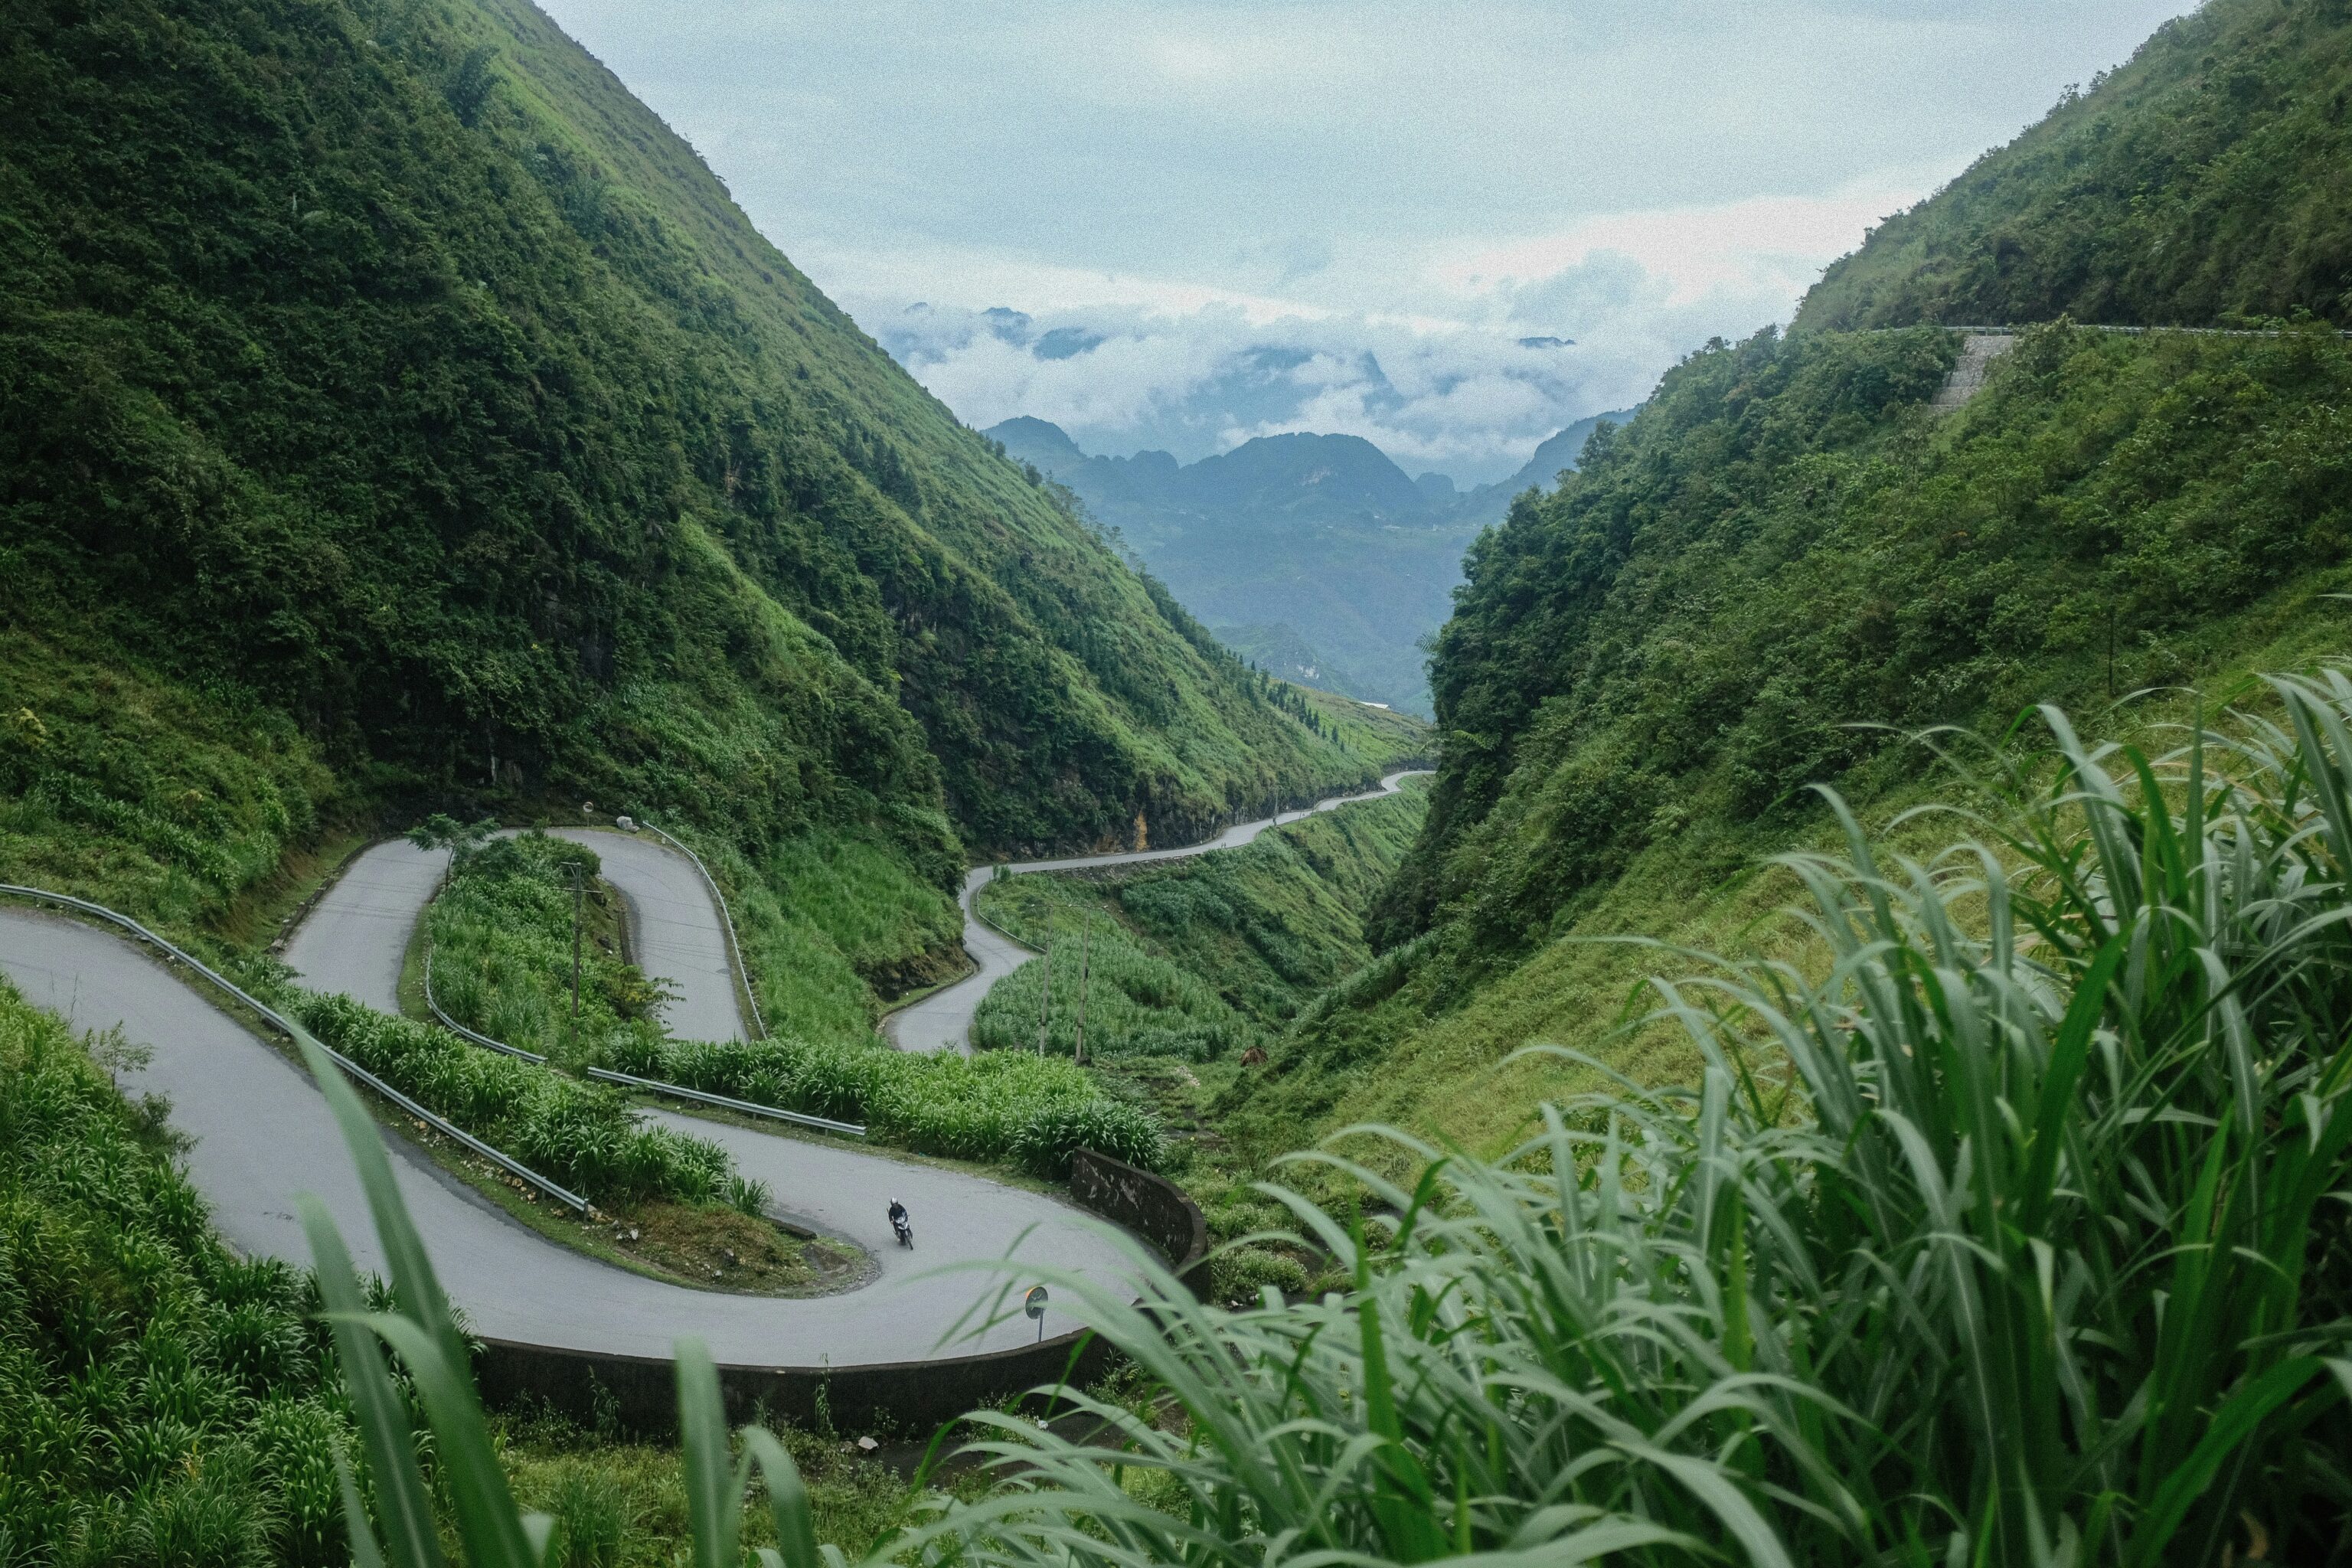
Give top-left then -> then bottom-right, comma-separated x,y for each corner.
1309,321 -> 2352,1153
1251,0 -> 2352,1168
1800,0 -> 2352,329
0,0 -> 1371,956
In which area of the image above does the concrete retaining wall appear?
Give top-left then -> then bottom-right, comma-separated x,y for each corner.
474,1148 -> 1212,1436
475,1325 -> 1115,1438
1068,1148 -> 1212,1298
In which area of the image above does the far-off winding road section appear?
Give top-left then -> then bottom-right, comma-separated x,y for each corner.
885,769 -> 1432,1056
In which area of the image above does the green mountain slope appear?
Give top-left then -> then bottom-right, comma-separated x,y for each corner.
1387,316 -> 2352,959
1340,2 -> 2352,1108
1309,313 -> 2352,1154
0,0 -> 1376,951
0,0 -> 1423,1293
1251,4 -> 2352,1165
1798,0 -> 2352,330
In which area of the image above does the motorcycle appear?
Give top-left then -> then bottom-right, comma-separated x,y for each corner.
890,1212 -> 913,1249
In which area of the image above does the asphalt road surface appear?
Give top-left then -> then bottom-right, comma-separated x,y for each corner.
884,769 -> 1432,1055
550,829 -> 746,1044
281,838 -> 447,1012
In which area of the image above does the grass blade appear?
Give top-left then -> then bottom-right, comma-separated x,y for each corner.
677,1339 -> 740,1568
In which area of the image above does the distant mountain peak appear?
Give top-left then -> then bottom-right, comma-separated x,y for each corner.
987,416 -> 1086,470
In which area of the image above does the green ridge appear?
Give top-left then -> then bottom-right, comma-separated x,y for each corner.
1249,0 -> 2352,1181
0,0 -> 1380,967
1798,0 -> 2352,330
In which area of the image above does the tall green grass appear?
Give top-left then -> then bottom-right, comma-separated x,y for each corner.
970,781 -> 1430,1060
607,1034 -> 1165,1178
315,671 -> 2352,1566
293,993 -> 761,1214
946,674 -> 2352,1566
695,825 -> 965,1050
971,893 -> 1257,1062
0,985 -> 352,1566
423,832 -> 668,1070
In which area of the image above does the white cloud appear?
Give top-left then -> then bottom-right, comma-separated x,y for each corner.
850,172 -> 1932,482
535,0 -> 2202,481
1446,168 -> 1955,310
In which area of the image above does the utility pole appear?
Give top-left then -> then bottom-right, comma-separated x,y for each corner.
2105,601 -> 2117,698
566,862 -> 584,1054
1073,912 -> 1093,1066
1034,927 -> 1054,1054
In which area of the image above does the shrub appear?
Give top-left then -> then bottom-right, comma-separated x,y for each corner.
0,986 -> 350,1566
1006,1097 -> 1164,1179
612,1034 -> 1167,1175
1205,1244 -> 1308,1304
969,887 -> 1263,1062
293,992 -> 737,1209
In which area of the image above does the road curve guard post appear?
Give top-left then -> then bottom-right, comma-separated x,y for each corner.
1025,1283 -> 1050,1342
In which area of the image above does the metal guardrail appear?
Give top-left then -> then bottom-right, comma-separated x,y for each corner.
0,882 -> 591,1214
955,867 -> 1037,958
586,1065 -> 867,1137
635,819 -> 768,1041
422,939 -> 550,1063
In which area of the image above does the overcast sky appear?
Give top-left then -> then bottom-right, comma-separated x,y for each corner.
537,0 -> 2198,483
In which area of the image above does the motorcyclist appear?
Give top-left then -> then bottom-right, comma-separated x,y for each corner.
887,1197 -> 911,1246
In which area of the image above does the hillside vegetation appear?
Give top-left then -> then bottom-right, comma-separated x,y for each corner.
1799,0 -> 2352,329
0,0 -> 1376,975
1377,321 -> 2352,969
0,986 -> 351,1565
1242,316 -> 2352,1167
972,778 -> 1429,1063
1244,2 -> 2352,1178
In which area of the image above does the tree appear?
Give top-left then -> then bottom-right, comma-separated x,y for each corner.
405,813 -> 498,875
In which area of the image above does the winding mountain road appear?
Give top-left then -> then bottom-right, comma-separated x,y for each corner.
0,774 -> 1423,1368
2,831 -> 1131,1365
885,769 -> 1431,1055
